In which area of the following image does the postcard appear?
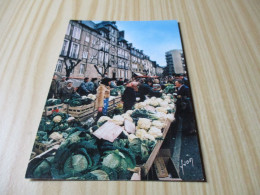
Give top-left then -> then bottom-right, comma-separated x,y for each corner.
25,20 -> 205,181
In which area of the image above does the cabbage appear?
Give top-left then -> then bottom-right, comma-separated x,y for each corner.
102,149 -> 136,170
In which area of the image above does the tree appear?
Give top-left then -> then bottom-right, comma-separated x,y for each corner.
89,46 -> 116,78
60,39 -> 82,78
63,58 -> 81,78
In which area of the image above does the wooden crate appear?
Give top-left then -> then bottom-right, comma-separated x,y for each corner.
33,139 -> 64,155
43,103 -> 65,116
140,119 -> 172,177
68,103 -> 95,120
114,96 -> 121,104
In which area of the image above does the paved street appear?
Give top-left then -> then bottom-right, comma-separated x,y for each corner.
162,121 -> 205,181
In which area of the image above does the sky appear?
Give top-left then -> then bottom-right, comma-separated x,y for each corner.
94,20 -> 183,67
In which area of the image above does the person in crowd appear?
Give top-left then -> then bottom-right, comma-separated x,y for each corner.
110,79 -> 117,88
174,79 -> 196,135
91,78 -> 98,94
117,78 -> 124,86
152,79 -> 161,91
124,79 -> 129,85
60,80 -> 75,102
58,76 -> 66,97
96,78 -> 112,117
138,79 -> 161,101
122,82 -> 139,112
77,77 -> 94,96
48,74 -> 59,99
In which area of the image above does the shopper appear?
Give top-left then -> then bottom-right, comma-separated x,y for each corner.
95,78 -> 112,118
60,80 -> 75,102
174,79 -> 196,135
122,82 -> 139,112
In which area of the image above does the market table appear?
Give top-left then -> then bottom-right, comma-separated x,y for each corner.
0,0 -> 259,194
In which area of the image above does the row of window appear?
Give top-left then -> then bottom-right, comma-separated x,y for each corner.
55,60 -> 85,75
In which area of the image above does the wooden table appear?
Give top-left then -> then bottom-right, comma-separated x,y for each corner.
0,0 -> 259,194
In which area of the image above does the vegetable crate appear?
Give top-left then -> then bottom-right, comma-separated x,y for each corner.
140,119 -> 172,177
114,96 -> 121,104
43,103 -> 66,116
33,139 -> 64,155
68,102 -> 95,121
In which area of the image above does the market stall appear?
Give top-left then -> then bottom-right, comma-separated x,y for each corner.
27,87 -> 177,180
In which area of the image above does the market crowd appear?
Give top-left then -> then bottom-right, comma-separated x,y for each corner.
47,74 -> 196,136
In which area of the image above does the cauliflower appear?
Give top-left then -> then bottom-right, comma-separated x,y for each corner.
156,107 -> 168,114
154,112 -> 167,122
128,134 -> 137,142
122,114 -> 133,122
144,99 -> 152,105
151,97 -> 157,101
164,99 -> 172,104
156,98 -> 164,103
167,114 -> 175,122
168,104 -> 175,109
159,101 -> 168,108
98,116 -> 111,123
142,133 -> 156,141
137,118 -> 151,130
49,132 -> 63,140
111,115 -> 124,126
152,120 -> 164,129
148,126 -> 163,138
126,110 -> 133,115
149,100 -> 159,107
135,129 -> 148,139
87,94 -> 96,100
81,95 -> 88,99
53,115 -> 62,123
134,102 -> 146,109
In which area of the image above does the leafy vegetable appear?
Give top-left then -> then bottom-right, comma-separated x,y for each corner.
51,141 -> 100,179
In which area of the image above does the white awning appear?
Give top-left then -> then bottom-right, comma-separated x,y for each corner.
134,72 -> 143,76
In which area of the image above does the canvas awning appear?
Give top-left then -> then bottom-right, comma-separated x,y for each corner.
134,72 -> 143,76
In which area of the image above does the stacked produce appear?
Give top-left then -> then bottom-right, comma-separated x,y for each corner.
27,92 -> 176,180
110,86 -> 125,96
64,93 -> 93,107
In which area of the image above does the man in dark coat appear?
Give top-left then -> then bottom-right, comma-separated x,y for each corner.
117,78 -> 124,86
174,79 -> 196,135
47,74 -> 59,99
122,82 -> 139,112
77,77 -> 94,96
138,79 -> 161,102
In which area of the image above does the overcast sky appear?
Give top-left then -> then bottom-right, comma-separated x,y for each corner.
93,20 -> 183,67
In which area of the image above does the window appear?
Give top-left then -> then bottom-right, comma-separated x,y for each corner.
105,43 -> 110,52
99,51 -> 104,63
72,26 -> 81,40
69,42 -> 79,58
61,39 -> 69,56
66,24 -> 71,35
100,41 -> 105,50
79,64 -> 85,75
105,53 -> 109,63
85,34 -> 90,42
82,47 -> 88,59
55,60 -> 63,72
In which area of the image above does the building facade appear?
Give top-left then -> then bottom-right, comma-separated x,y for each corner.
165,49 -> 186,76
55,20 -> 163,79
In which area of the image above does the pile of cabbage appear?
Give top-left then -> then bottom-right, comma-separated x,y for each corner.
28,93 -> 176,180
